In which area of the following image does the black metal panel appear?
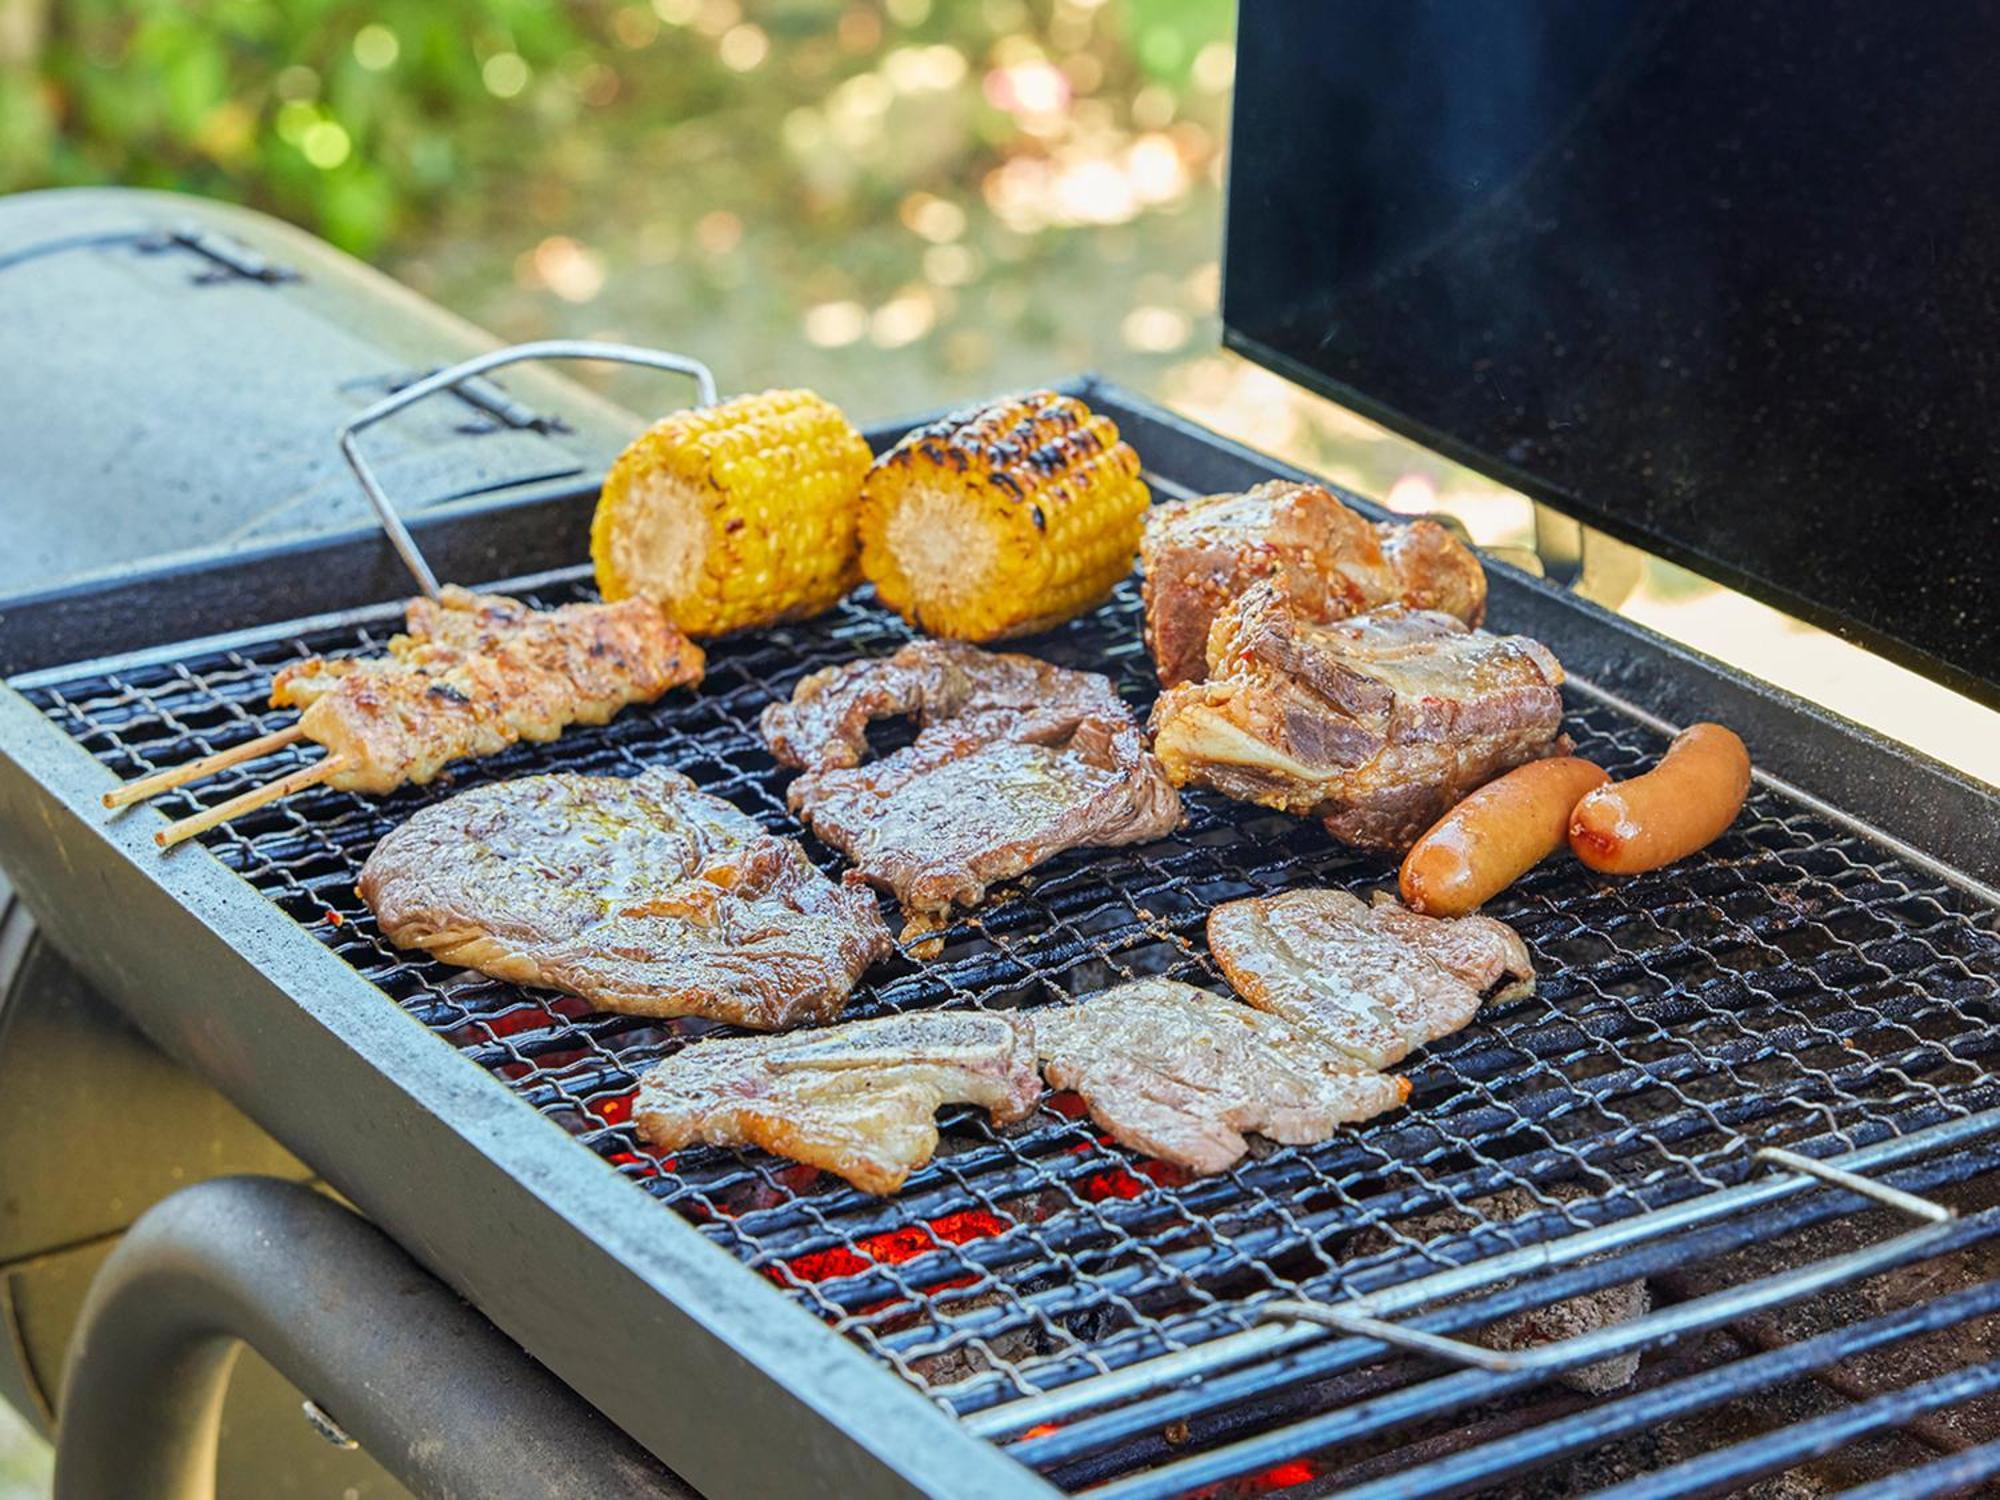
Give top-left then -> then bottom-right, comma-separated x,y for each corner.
1223,0 -> 2000,704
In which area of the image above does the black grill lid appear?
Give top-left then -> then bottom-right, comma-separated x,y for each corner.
1223,0 -> 2000,706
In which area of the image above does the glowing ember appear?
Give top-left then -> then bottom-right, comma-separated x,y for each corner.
774,1209 -> 1009,1286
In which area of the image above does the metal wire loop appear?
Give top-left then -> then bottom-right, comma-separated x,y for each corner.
1240,1135 -> 1964,1378
337,339 -> 720,598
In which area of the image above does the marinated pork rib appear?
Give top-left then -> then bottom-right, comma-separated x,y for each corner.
634,1010 -> 1041,1194
762,641 -> 1182,919
360,768 -> 891,1029
1150,584 -> 1567,852
1141,480 -> 1486,687
1207,888 -> 1534,1069
1035,979 -> 1410,1174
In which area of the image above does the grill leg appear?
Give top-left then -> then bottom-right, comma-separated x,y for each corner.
51,1175 -> 695,1500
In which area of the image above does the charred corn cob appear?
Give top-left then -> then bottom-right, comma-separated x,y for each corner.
858,391 -> 1149,641
591,388 -> 872,636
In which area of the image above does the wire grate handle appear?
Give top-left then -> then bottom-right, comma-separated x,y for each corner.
338,339 -> 719,598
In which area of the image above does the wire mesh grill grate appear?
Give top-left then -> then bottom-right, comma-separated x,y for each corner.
24,570 -> 2000,1422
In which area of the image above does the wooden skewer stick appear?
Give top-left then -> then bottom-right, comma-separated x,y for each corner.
103,724 -> 308,809
155,756 -> 349,849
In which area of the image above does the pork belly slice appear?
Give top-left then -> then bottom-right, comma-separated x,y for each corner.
762,641 -> 1182,921
1140,479 -> 1486,687
1149,585 -> 1567,852
1035,979 -> 1410,1175
634,1011 -> 1041,1195
360,768 -> 891,1030
1207,888 -> 1535,1069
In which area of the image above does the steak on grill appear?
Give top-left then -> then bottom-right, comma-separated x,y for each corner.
359,768 -> 891,1029
1141,480 -> 1487,687
762,641 -> 1182,921
1149,584 -> 1568,852
633,1010 -> 1041,1194
1035,979 -> 1410,1174
1207,888 -> 1534,1069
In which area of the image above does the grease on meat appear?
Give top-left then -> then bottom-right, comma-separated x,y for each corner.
360,768 -> 890,1029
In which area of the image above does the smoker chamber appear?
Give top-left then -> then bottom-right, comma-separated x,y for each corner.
2,388 -> 1997,1499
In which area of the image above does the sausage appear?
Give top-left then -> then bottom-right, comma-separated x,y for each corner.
1568,723 -> 1751,875
1399,757 -> 1610,916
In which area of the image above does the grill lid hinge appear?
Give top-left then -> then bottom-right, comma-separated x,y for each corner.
141,224 -> 300,285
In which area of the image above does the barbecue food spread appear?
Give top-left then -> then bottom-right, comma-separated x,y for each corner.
1149,583 -> 1567,852
762,640 -> 1182,922
591,388 -> 873,636
1036,979 -> 1411,1174
359,768 -> 891,1029
633,1010 -> 1040,1194
114,586 -> 705,848
1400,757 -> 1610,916
1141,479 -> 1487,687
1206,888 -> 1534,1069
1570,722 -> 1752,874
858,390 -> 1150,641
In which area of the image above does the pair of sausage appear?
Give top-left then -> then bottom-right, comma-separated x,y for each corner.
1399,724 -> 1751,917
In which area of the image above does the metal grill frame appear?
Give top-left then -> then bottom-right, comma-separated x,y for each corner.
1,381 -> 1996,1500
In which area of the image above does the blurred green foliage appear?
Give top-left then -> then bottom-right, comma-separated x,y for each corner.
0,0 -> 1231,257
5,0 -> 595,251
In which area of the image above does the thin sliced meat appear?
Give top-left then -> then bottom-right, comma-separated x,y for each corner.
360,768 -> 890,1029
1035,979 -> 1409,1174
762,641 -> 1181,920
1206,888 -> 1534,1069
634,1010 -> 1040,1194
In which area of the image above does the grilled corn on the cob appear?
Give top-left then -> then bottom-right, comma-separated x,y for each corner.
591,388 -> 872,636
858,391 -> 1149,641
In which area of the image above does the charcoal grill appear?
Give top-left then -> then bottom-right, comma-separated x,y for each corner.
3,352 -> 1998,1494
6,7 -> 2000,1493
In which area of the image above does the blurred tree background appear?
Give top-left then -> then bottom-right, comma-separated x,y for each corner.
0,0 -> 1510,525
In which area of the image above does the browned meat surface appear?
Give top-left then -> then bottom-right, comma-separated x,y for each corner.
1207,887 -> 1534,1069
271,586 -> 704,794
761,641 -> 1182,919
1140,480 -> 1486,687
360,768 -> 890,1029
1035,979 -> 1410,1174
1150,584 -> 1567,852
634,1010 -> 1040,1194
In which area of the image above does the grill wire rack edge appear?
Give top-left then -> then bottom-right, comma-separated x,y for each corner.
25,565 -> 2000,1496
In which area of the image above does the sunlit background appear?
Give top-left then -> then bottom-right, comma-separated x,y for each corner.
0,0 -> 1993,1483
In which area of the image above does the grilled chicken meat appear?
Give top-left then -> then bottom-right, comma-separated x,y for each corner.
1150,584 -> 1567,852
360,768 -> 890,1029
634,1010 -> 1041,1194
1141,480 -> 1486,687
763,641 -> 1181,920
270,586 -> 705,795
1207,888 -> 1534,1069
1037,980 -> 1410,1174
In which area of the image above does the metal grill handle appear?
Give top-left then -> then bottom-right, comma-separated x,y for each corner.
1253,1144 -> 1958,1375
338,339 -> 719,598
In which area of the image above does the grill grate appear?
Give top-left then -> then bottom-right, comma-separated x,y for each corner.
24,568 -> 2000,1447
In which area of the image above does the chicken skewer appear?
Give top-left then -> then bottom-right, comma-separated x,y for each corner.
110,586 -> 705,848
